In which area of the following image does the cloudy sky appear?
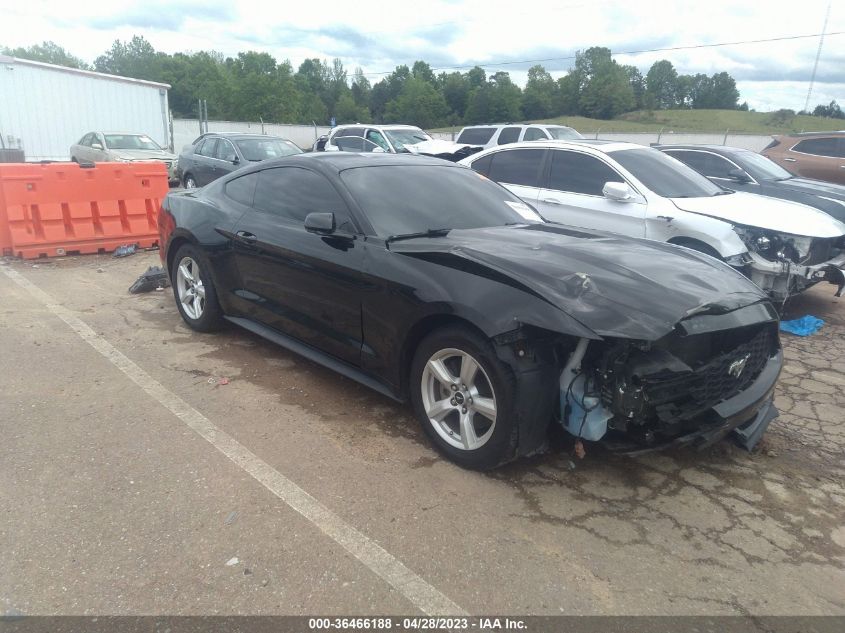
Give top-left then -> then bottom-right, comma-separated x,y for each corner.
1,0 -> 843,112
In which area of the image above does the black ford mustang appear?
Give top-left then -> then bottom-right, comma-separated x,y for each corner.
159,153 -> 783,469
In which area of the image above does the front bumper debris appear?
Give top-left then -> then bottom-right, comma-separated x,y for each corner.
602,349 -> 783,455
747,251 -> 845,300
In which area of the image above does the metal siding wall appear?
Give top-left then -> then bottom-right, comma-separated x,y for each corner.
0,61 -> 169,161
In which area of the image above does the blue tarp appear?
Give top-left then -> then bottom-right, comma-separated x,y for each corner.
780,315 -> 824,336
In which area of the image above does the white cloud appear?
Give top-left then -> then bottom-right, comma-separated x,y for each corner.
1,0 -> 842,111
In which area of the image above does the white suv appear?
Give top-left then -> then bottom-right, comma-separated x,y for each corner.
459,140 -> 845,301
455,124 -> 582,149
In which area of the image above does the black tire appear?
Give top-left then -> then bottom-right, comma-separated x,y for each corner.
170,244 -> 225,332
410,326 -> 518,470
183,173 -> 197,189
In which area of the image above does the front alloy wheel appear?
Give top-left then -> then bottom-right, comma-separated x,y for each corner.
421,349 -> 497,450
176,256 -> 206,319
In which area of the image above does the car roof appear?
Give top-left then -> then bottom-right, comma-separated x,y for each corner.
657,144 -> 751,155
240,151 -> 457,175
331,124 -> 421,130
482,139 -> 637,152
775,131 -> 845,138
460,123 -> 575,129
204,133 -> 291,141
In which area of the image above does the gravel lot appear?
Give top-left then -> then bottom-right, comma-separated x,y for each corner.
1,251 -> 843,616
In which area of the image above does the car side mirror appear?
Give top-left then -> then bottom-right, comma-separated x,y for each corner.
231,156 -> 240,165
304,212 -> 336,234
603,181 -> 633,201
91,143 -> 103,150
728,168 -> 751,183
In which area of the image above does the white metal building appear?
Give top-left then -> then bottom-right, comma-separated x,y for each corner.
0,56 -> 171,161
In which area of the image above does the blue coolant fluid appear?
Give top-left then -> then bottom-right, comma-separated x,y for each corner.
561,374 -> 612,441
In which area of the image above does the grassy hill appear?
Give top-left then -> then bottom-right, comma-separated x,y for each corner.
435,109 -> 845,136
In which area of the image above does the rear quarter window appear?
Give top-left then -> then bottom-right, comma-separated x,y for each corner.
457,127 -> 497,145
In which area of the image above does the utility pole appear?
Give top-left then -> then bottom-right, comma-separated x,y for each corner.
803,0 -> 831,113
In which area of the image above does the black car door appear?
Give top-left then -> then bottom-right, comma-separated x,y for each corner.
231,166 -> 365,365
193,138 -> 219,185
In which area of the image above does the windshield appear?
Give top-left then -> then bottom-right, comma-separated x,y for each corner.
610,148 -> 724,198
104,134 -> 162,151
735,150 -> 794,180
340,165 -> 543,237
547,126 -> 583,140
383,128 -> 432,152
235,138 -> 302,161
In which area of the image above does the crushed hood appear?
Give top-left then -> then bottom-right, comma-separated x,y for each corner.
391,223 -> 769,341
405,139 -> 481,162
671,191 -> 845,237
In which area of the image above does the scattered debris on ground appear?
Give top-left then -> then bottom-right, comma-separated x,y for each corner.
780,315 -> 824,336
128,266 -> 170,294
113,244 -> 138,258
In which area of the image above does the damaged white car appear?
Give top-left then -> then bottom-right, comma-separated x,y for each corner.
461,140 -> 845,301
313,124 -> 482,162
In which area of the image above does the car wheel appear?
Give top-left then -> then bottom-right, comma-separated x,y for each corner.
183,174 -> 197,189
672,238 -> 723,260
171,244 -> 225,332
410,326 -> 518,470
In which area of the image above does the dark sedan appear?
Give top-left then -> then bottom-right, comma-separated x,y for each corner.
658,144 -> 845,223
159,153 -> 782,469
177,133 -> 302,188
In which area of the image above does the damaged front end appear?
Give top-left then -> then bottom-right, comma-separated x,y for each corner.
734,227 -> 845,300
557,302 -> 782,453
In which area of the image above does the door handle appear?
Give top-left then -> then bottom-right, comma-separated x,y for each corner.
235,230 -> 257,243
541,198 -> 564,205
783,157 -> 797,162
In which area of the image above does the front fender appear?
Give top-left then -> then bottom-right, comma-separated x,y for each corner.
646,211 -> 747,258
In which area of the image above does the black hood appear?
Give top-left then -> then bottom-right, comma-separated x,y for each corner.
776,177 -> 845,200
391,223 -> 769,341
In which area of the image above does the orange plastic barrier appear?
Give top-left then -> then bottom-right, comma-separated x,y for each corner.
0,162 -> 169,259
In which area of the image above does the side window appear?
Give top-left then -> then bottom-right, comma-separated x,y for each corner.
523,127 -> 547,142
366,130 -> 390,152
215,140 -> 237,162
456,127 -> 496,145
252,167 -> 353,230
793,138 -> 838,158
665,150 -> 708,174
487,149 -> 544,187
469,154 -> 493,177
197,139 -> 218,157
548,151 -> 624,196
79,133 -> 91,146
497,127 -> 521,145
225,173 -> 258,206
701,154 -> 738,179
330,127 -> 365,146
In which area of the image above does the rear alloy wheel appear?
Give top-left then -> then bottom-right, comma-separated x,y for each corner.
183,174 -> 197,189
171,245 -> 224,332
411,326 -> 518,470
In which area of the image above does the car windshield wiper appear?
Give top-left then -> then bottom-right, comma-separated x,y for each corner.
385,228 -> 451,244
712,190 -> 733,196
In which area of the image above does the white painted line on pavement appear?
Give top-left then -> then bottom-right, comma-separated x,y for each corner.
2,265 -> 466,617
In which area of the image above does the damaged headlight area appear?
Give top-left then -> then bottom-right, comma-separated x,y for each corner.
557,311 -> 782,452
734,226 -> 845,265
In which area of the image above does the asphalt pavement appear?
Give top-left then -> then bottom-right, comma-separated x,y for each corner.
1,251 -> 843,616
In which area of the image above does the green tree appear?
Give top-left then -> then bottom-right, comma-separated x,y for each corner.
440,71 -> 470,121
384,77 -> 448,128
621,65 -> 645,110
522,64 -> 557,119
2,41 -> 89,69
645,60 -> 678,109
579,63 -> 635,119
94,35 -> 158,78
556,72 -> 581,115
708,72 -> 740,109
